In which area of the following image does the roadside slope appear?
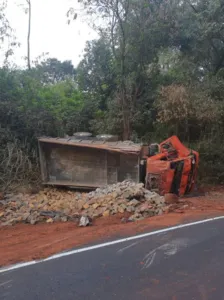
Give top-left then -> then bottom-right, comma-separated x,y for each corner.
1,191 -> 224,267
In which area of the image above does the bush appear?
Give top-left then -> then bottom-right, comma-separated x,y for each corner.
0,132 -> 40,191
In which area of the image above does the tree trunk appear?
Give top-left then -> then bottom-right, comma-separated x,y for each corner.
123,111 -> 131,140
27,0 -> 31,70
115,0 -> 131,140
122,92 -> 131,140
120,44 -> 131,140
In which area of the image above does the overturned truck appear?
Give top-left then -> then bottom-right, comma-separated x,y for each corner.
38,135 -> 199,196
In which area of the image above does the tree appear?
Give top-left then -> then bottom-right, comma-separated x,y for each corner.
25,54 -> 76,85
78,0 -> 133,139
0,0 -> 18,65
33,58 -> 76,84
26,0 -> 31,70
0,1 -> 10,49
75,0 -> 167,139
77,38 -> 116,110
1,0 -> 224,189
19,0 -> 32,69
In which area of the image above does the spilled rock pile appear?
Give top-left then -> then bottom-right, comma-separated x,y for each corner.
84,181 -> 166,221
0,181 -> 167,226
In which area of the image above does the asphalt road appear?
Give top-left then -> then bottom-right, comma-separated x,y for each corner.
1,219 -> 224,300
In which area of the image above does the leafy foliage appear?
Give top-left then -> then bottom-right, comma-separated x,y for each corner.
2,0 -> 224,189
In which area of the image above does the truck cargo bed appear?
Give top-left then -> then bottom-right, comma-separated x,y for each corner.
38,137 -> 143,188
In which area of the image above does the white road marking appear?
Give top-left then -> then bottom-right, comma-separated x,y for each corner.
142,251 -> 156,269
142,238 -> 190,269
0,215 -> 224,274
0,280 -> 12,287
117,242 -> 139,254
160,238 -> 189,256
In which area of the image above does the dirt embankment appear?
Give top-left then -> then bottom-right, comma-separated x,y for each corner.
1,189 -> 224,267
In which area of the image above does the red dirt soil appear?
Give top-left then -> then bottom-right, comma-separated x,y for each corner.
1,191 -> 224,267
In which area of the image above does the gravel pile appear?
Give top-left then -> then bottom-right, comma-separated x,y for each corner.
0,181 -> 167,226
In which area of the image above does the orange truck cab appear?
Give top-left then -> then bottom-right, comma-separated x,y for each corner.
144,136 -> 199,196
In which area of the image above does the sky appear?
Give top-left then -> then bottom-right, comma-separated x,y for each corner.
1,0 -> 98,67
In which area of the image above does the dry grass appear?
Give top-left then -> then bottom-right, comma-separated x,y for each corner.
0,138 -> 40,192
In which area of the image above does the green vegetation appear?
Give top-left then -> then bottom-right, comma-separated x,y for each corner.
1,0 -> 224,190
